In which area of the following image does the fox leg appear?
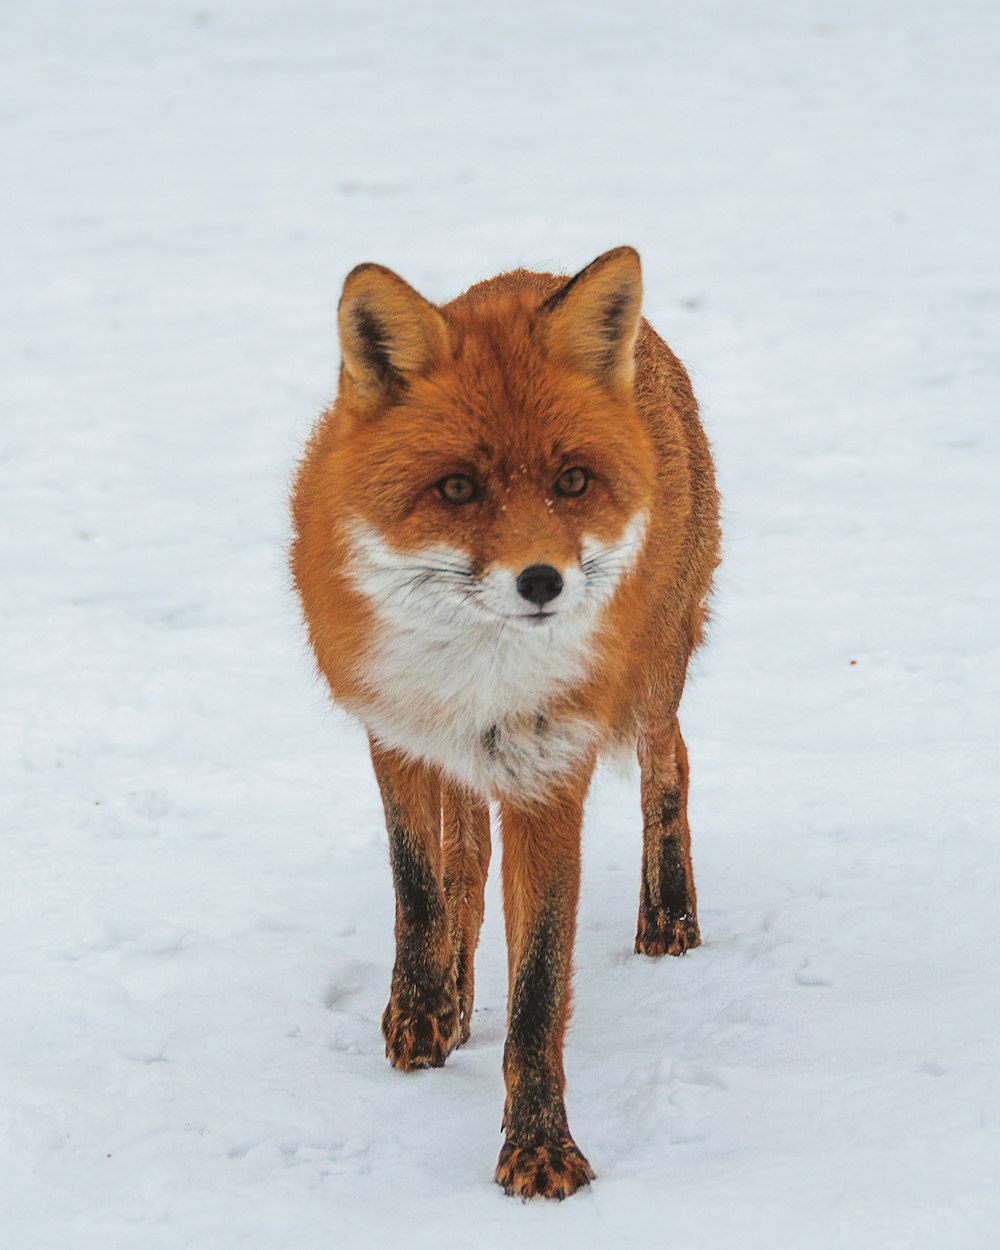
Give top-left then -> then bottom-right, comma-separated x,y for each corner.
635,716 -> 701,956
370,740 -> 460,1070
441,782 -> 491,1045
495,775 -> 596,1200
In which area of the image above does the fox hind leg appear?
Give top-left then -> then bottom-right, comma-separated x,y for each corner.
370,740 -> 460,1069
635,717 -> 701,957
442,782 -> 491,1045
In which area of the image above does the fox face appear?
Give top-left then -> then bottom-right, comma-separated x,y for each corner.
343,368 -> 654,625
309,249 -> 659,796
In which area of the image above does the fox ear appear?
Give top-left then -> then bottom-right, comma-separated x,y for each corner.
539,246 -> 642,390
337,264 -> 451,408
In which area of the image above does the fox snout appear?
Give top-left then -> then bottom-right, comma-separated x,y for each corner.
516,563 -> 564,607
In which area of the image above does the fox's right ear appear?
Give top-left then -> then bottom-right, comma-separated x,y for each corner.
337,264 -> 451,409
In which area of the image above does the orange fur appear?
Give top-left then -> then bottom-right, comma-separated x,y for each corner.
291,247 -> 720,1199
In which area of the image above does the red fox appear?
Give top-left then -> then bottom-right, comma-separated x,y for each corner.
291,247 -> 720,1199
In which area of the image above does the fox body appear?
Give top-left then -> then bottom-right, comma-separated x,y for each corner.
291,247 -> 720,1199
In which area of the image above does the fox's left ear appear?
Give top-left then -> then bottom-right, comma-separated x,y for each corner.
539,246 -> 642,391
337,263 -> 451,410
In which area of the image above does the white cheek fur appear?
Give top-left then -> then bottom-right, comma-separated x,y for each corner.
343,513 -> 646,797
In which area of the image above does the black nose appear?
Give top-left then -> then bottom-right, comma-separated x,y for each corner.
516,563 -> 563,607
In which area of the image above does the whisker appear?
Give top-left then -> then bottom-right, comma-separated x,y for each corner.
372,562 -> 471,577
367,565 -> 482,614
581,543 -> 637,572
583,561 -> 630,579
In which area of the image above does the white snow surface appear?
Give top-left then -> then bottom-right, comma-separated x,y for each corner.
2,2 -> 999,1246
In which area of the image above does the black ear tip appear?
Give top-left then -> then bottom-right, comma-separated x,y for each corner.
559,246 -> 639,295
341,262 -> 370,287
340,262 -> 410,302
339,263 -> 380,311
598,245 -> 641,273
342,261 -> 382,288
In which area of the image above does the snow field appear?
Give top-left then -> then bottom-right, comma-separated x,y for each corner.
2,1 -> 998,1246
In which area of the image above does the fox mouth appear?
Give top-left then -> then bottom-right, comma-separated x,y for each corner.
471,599 -> 563,627
512,611 -> 557,627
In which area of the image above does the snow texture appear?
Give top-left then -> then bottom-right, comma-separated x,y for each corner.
2,1 -> 998,1246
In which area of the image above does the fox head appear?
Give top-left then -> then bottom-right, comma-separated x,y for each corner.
332,247 -> 657,637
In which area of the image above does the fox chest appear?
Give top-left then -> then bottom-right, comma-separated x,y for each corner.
354,617 -> 600,799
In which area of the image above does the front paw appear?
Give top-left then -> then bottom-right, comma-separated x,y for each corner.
382,972 -> 460,1070
495,1138 -> 595,1200
635,910 -> 700,957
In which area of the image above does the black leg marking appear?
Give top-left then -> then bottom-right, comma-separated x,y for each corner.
658,790 -> 681,827
504,906 -> 569,1144
656,832 -> 691,919
508,909 -> 559,1055
388,820 -> 443,931
637,785 -> 699,956
383,818 -> 459,1069
496,897 -> 596,1197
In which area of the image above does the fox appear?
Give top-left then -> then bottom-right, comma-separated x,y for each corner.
290,246 -> 721,1200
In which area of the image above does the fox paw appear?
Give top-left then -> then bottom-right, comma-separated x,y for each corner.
382,977 -> 460,1071
495,1139 -> 595,1200
635,912 -> 700,957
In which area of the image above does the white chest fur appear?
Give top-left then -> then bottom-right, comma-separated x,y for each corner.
344,518 -> 645,798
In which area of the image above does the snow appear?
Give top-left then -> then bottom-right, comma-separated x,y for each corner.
2,0 -> 998,1245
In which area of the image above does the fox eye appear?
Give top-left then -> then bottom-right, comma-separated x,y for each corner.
438,474 -> 480,504
555,467 -> 589,498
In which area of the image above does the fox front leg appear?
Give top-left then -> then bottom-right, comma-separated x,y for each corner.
369,741 -> 460,1069
496,778 -> 596,1199
442,780 -> 491,1045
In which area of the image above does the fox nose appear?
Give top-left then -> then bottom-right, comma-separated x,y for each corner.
516,563 -> 564,607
